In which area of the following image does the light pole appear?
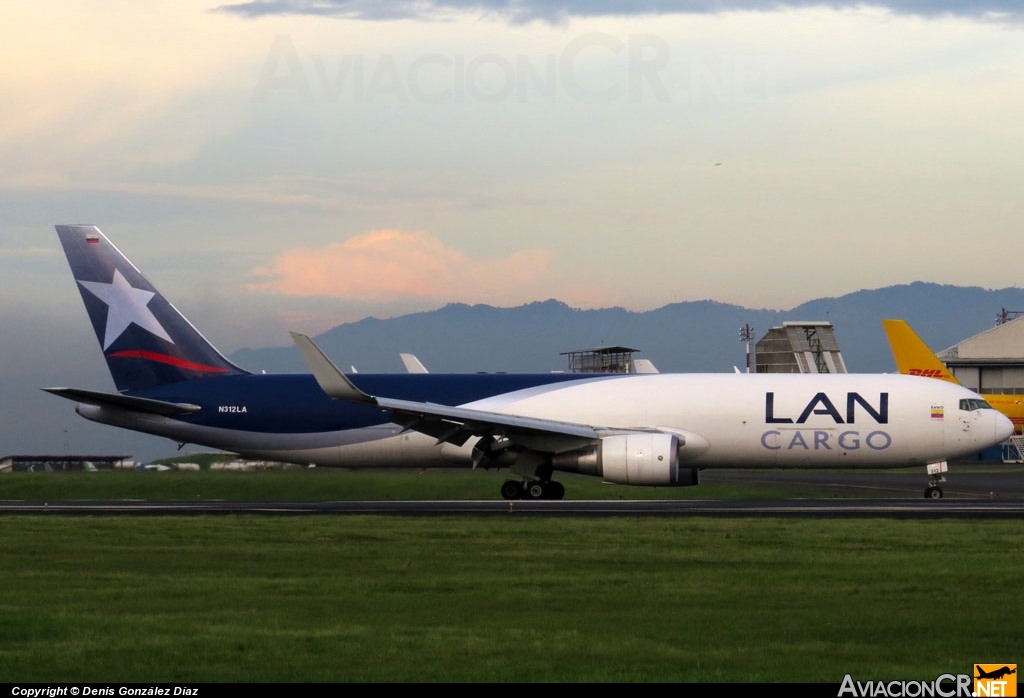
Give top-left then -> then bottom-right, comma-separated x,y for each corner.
739,323 -> 754,373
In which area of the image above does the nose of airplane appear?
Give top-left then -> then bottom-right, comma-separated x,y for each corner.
994,412 -> 1015,442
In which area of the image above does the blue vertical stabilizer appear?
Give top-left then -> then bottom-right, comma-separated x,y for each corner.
55,225 -> 250,392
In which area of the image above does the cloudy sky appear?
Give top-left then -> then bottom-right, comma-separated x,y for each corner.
2,1 -> 1023,459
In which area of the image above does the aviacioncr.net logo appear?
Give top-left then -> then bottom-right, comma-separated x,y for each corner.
838,674 -> 972,697
837,665 -> 1017,698
974,665 -> 1017,697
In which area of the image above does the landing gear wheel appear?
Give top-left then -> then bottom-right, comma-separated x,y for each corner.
925,486 -> 943,500
525,481 -> 547,500
547,481 -> 566,500
501,480 -> 523,500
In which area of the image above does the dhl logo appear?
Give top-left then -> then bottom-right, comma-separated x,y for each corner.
909,368 -> 946,378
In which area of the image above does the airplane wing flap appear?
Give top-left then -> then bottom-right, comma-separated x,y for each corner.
385,410 -> 477,446
377,396 -> 600,449
377,397 -> 599,438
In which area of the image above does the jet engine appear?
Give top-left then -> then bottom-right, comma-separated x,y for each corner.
551,432 -> 700,486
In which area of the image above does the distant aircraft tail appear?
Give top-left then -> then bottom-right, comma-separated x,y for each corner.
55,225 -> 250,392
881,319 -> 959,384
631,358 -> 659,374
399,352 -> 429,374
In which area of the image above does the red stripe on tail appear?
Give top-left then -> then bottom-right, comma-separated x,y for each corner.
107,350 -> 231,373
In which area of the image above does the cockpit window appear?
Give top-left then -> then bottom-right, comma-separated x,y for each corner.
959,398 -> 993,411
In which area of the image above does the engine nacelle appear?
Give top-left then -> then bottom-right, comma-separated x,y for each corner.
552,432 -> 700,487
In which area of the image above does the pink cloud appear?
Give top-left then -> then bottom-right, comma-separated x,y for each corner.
248,229 -> 562,304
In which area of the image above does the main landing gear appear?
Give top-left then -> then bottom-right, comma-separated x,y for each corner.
501,479 -> 566,500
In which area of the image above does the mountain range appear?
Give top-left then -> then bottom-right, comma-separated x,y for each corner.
229,282 -> 1024,376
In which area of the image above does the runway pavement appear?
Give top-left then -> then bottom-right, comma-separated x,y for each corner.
2,462 -> 1021,517
700,461 -> 1024,500
0,498 -> 1023,517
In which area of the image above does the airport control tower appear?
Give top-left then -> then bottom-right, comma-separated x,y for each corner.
755,321 -> 847,374
560,346 -> 657,374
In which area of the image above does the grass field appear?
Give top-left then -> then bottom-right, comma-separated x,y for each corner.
0,469 -> 1018,683
0,515 -> 1016,683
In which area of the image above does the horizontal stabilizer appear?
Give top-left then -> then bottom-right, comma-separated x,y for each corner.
42,387 -> 201,416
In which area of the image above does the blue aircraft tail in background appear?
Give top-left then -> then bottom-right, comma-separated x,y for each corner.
55,225 -> 250,392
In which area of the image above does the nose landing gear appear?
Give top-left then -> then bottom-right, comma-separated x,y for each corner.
925,461 -> 947,499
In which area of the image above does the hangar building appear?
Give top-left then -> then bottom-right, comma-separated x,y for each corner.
935,314 -> 1024,462
937,313 -> 1024,397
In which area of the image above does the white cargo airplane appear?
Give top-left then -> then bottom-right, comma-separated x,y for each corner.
45,225 -> 1013,500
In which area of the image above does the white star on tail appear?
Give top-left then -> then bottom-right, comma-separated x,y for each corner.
78,269 -> 173,349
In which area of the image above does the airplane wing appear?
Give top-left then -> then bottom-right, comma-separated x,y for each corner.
291,332 -> 605,451
290,332 -> 709,489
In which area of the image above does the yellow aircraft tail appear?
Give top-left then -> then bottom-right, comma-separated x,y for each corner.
881,319 -> 960,384
885,318 -> 1024,433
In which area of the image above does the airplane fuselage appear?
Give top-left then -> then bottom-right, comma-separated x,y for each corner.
75,371 -> 1006,473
